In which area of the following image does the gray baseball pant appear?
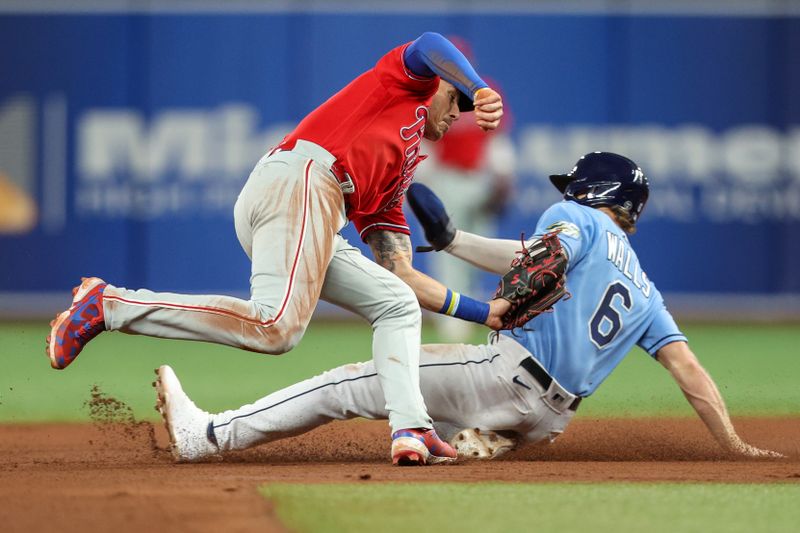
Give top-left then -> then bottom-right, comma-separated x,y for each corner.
102,140 -> 432,431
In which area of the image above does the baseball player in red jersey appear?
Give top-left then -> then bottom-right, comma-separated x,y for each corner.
417,68 -> 517,341
47,32 -> 508,465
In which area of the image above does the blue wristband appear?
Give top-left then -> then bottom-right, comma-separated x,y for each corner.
439,289 -> 490,325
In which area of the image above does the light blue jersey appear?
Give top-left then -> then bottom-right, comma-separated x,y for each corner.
503,201 -> 686,397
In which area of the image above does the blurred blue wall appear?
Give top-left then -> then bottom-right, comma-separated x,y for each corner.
1,5 -> 799,314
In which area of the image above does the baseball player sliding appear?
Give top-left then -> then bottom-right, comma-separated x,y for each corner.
46,33 -> 511,466
153,152 -> 781,462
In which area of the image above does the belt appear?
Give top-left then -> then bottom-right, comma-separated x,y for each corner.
271,139 -> 355,195
330,161 -> 355,195
519,357 -> 582,412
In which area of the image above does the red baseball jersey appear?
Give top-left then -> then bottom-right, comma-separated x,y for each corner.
279,43 -> 439,240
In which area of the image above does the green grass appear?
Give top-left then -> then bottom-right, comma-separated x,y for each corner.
584,323 -> 800,417
0,319 -> 376,422
4,321 -> 798,532
261,482 -> 800,533
1,320 -> 798,422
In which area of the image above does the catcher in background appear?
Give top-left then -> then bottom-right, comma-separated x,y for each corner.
153,152 -> 780,461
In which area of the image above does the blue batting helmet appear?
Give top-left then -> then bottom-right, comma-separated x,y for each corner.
549,152 -> 649,223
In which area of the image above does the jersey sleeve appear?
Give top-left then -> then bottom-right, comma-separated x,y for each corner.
533,201 -> 594,268
352,202 -> 411,241
637,302 -> 688,359
403,32 -> 488,99
374,43 -> 440,98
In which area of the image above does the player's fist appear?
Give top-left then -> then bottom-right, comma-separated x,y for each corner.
484,298 -> 512,330
473,87 -> 503,131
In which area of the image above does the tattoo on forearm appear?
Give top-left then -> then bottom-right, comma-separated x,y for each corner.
366,231 -> 413,273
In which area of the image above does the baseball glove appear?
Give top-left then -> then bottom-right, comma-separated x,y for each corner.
493,231 -> 569,330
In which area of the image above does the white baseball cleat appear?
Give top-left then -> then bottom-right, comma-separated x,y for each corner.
450,428 -> 516,459
154,365 -> 220,462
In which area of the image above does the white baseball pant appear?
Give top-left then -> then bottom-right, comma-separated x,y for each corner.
210,334 -> 578,451
102,140 -> 432,431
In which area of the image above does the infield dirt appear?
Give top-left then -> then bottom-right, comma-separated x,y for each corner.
1,417 -> 799,532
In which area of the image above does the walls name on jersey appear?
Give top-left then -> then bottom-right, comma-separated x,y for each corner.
606,231 -> 651,297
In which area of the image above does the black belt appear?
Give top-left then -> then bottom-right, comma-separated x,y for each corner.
519,357 -> 582,412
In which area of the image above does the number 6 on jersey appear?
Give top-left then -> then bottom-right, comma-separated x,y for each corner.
589,282 -> 632,348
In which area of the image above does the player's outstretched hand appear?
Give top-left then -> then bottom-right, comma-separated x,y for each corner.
485,298 -> 512,330
473,87 -> 503,131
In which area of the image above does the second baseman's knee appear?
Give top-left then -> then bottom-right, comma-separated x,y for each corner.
240,303 -> 309,354
373,281 -> 421,326
260,324 -> 306,354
